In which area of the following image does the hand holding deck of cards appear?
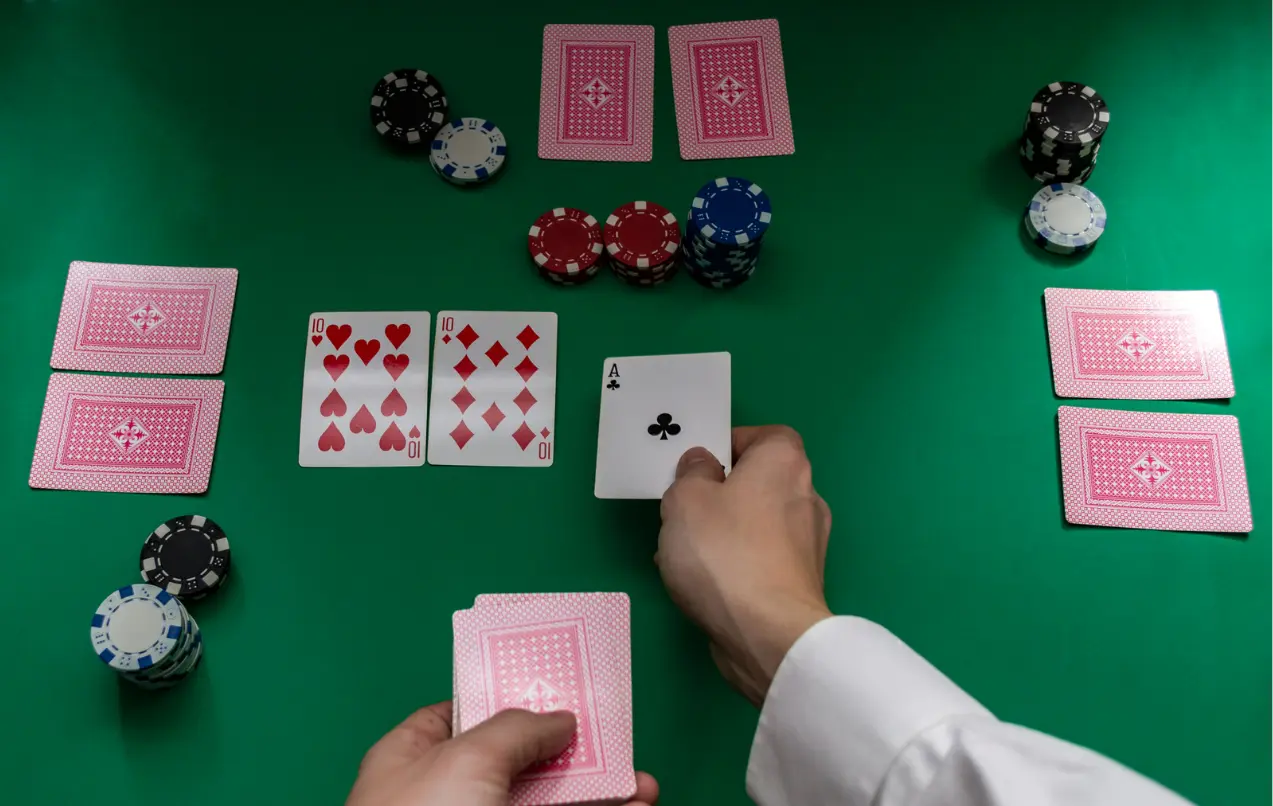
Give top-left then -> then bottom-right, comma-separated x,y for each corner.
451,593 -> 639,805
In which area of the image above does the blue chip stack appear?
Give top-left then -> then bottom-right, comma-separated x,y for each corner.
684,177 -> 772,289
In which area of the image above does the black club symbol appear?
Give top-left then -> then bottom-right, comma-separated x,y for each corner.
606,379 -> 620,390
647,413 -> 681,440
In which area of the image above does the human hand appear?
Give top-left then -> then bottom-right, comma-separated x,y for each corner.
658,425 -> 833,707
346,701 -> 659,806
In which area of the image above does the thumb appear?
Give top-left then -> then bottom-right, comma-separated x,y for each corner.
452,709 -> 577,780
674,446 -> 726,483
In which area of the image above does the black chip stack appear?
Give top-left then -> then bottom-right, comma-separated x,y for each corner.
1018,81 -> 1109,185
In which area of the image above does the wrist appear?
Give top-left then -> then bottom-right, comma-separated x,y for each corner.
728,597 -> 832,706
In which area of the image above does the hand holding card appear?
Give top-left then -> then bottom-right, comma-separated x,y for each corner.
453,593 -> 636,806
595,352 -> 732,499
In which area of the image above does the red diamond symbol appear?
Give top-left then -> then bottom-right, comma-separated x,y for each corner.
452,386 -> 476,413
517,326 -> 540,350
512,422 -> 536,451
456,325 -> 479,349
486,341 -> 509,366
482,403 -> 506,431
453,355 -> 477,381
541,427 -> 551,438
450,421 -> 474,449
513,387 -> 537,414
441,334 -> 451,344
515,356 -> 538,383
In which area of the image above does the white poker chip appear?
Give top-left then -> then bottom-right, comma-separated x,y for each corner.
1027,183 -> 1106,251
430,117 -> 507,183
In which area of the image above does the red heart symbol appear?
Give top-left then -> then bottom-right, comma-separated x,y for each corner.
379,421 -> 406,452
318,422 -> 345,452
326,324 -> 352,350
381,388 -> 407,416
349,404 -> 377,434
383,353 -> 409,381
385,324 -> 411,349
323,354 -> 350,382
408,425 -> 421,439
355,338 -> 381,366
311,335 -> 322,346
320,389 -> 346,417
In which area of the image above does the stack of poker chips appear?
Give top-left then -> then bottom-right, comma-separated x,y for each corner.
684,177 -> 772,289
1023,183 -> 1107,256
369,69 -> 448,148
528,207 -> 605,286
603,201 -> 682,287
430,117 -> 508,186
88,515 -> 231,690
1018,81 -> 1109,185
90,584 -> 204,690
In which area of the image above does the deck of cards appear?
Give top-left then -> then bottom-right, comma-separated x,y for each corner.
453,593 -> 636,805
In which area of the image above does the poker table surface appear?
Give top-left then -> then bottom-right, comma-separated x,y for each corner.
2,1 -> 1269,804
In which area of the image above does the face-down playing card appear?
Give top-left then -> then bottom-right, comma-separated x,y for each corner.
1044,288 -> 1234,400
452,593 -> 635,805
539,24 -> 655,162
298,312 -> 430,467
1057,406 -> 1252,533
667,19 -> 794,160
594,352 -> 731,499
50,261 -> 239,375
428,312 -> 558,467
30,373 -> 225,494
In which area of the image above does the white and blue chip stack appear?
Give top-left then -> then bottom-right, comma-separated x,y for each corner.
90,584 -> 204,690
430,117 -> 508,186
684,177 -> 772,290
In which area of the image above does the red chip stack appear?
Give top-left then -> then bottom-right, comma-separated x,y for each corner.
603,201 -> 681,287
527,207 -> 605,286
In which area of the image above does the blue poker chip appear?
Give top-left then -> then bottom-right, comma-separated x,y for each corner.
689,177 -> 772,245
90,584 -> 188,673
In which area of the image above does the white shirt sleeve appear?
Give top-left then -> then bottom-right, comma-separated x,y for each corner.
746,617 -> 1194,806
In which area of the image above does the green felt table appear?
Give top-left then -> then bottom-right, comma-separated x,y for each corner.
1,1 -> 1269,804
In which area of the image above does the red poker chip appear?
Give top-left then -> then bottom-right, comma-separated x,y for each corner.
528,207 -> 604,275
604,201 -> 681,268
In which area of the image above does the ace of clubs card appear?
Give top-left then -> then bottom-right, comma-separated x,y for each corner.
298,311 -> 430,467
594,352 -> 731,499
427,311 -> 558,467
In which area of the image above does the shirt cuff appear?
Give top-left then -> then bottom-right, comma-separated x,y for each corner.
746,616 -> 994,806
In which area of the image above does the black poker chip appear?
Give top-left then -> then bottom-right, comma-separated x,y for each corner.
369,68 -> 449,147
140,515 -> 231,600
1024,81 -> 1109,145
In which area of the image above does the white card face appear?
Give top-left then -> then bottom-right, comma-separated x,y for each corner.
427,311 -> 558,467
298,311 -> 430,467
594,352 -> 731,499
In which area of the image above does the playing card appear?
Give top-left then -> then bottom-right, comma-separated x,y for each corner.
1057,406 -> 1252,533
50,261 -> 239,375
667,19 -> 794,160
594,352 -> 731,499
538,24 -> 655,162
427,312 -> 557,467
453,593 -> 635,805
298,312 -> 430,468
30,373 -> 224,494
1044,288 -> 1235,400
